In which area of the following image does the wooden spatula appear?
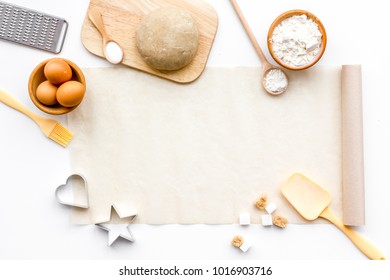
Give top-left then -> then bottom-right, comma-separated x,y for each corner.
281,173 -> 385,260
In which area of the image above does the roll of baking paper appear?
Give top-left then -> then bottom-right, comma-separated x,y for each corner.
341,65 -> 365,226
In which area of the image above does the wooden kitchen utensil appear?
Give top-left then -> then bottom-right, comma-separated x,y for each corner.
0,89 -> 73,147
81,0 -> 218,83
230,0 -> 288,95
281,173 -> 385,260
88,6 -> 124,64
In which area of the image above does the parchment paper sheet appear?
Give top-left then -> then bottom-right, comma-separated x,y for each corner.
68,66 -> 344,224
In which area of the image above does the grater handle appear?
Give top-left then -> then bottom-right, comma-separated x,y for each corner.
54,20 -> 68,53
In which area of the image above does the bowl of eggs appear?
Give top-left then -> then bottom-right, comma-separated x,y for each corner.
28,58 -> 86,115
267,9 -> 327,71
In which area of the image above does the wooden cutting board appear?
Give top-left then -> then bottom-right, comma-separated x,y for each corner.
81,0 -> 218,83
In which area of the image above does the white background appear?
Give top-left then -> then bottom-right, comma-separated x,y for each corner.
0,0 -> 389,261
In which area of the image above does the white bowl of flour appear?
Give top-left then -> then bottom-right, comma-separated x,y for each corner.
267,10 -> 327,70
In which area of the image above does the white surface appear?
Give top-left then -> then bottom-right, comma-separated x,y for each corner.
0,0 -> 389,260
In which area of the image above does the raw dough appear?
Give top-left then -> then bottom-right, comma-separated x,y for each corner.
136,7 -> 199,71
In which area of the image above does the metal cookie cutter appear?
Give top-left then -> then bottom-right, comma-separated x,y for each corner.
55,174 -> 89,209
96,205 -> 137,246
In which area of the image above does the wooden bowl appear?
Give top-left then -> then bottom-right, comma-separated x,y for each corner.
267,10 -> 327,71
28,58 -> 86,115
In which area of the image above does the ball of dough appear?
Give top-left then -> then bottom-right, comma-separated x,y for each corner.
136,7 -> 199,71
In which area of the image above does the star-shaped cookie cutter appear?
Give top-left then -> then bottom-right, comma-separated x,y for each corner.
95,205 -> 137,246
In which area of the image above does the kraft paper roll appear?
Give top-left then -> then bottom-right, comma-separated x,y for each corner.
342,65 -> 365,226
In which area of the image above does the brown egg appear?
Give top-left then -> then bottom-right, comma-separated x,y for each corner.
56,81 -> 85,107
44,59 -> 72,85
36,80 -> 58,106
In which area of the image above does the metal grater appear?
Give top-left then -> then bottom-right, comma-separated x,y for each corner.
0,1 -> 68,53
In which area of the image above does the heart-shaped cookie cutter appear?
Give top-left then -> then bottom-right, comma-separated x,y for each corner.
55,174 -> 89,209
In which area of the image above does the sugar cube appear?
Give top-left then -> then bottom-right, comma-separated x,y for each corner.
261,214 -> 273,226
265,202 -> 277,214
239,212 -> 251,225
239,240 -> 252,252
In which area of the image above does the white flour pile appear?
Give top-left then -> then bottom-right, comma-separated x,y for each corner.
270,14 -> 322,67
264,69 -> 288,94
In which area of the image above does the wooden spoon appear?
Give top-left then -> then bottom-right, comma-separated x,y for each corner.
230,0 -> 288,95
88,7 -> 124,64
281,173 -> 386,260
